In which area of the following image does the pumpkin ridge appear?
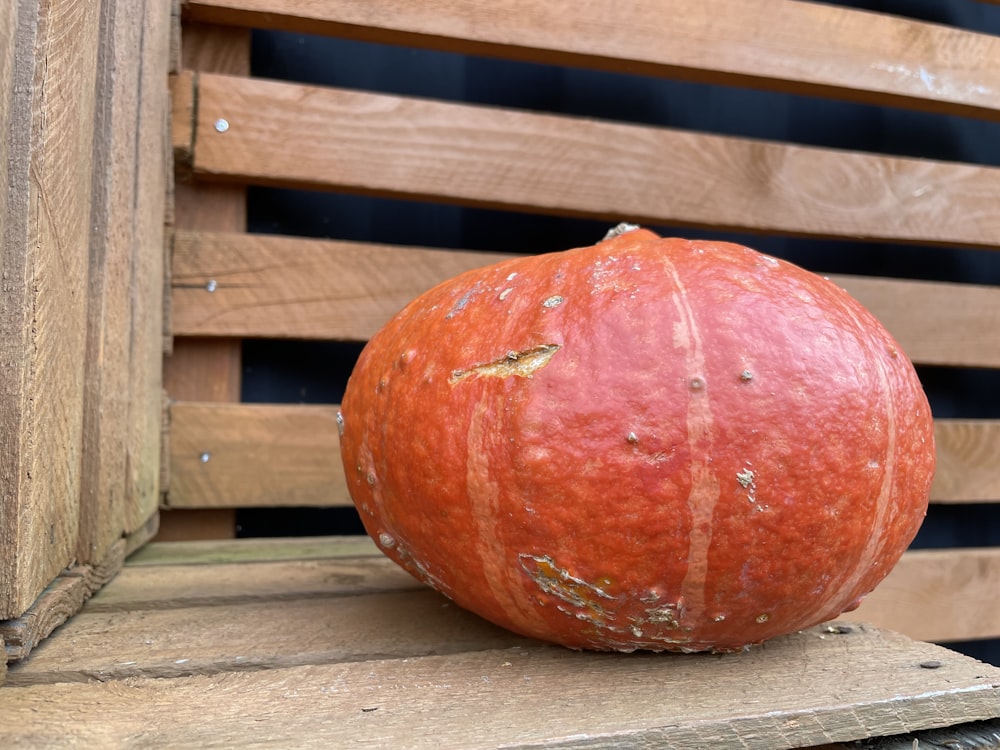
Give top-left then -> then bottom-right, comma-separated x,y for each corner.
662,248 -> 721,630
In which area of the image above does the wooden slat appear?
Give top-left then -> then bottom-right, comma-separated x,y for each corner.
124,0 -> 171,536
82,555 -> 419,613
167,400 -> 1000,508
189,72 -> 1000,249
4,623 -> 999,747
6,589 -> 529,686
78,0 -> 144,566
932,420 -> 1000,502
128,534 -> 379,566
171,231 -> 512,341
160,22 -> 252,540
0,0 -> 102,619
92,541 -> 1000,645
168,403 -> 347,508
850,548 -> 1000,643
171,230 -> 1000,370
183,0 -> 1000,121
834,275 -> 1000,370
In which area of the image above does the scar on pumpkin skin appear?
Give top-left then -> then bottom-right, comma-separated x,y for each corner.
449,344 -> 560,384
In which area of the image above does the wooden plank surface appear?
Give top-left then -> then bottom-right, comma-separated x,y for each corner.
160,22 -> 251,539
127,534 -> 379,566
850,548 -> 1000,643
92,540 -> 1000,645
6,588 -> 531,686
0,0 -> 102,618
189,72 -> 1000,249
3,620 -> 999,747
183,0 -> 1000,121
171,230 -> 1000,369
171,231 -> 512,341
166,400 -> 1000,508
167,403 -> 347,508
124,0 -> 171,536
77,0 -> 144,566
933,420 -> 1000,502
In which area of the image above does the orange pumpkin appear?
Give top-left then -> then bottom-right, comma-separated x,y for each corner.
339,225 -> 935,652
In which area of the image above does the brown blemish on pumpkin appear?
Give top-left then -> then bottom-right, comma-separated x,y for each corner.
519,553 -> 615,618
450,344 -> 560,384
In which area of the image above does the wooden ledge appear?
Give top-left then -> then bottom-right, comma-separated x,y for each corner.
1,536 -> 998,748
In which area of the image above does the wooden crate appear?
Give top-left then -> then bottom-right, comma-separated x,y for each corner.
2,0 -> 1000,747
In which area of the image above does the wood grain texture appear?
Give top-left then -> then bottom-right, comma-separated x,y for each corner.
85,536 -> 1000,645
170,231 -> 1000,369
190,72 -> 1000,249
6,589 -> 531,686
850,548 -> 1000,643
0,0 -> 101,618
127,534 -> 379,566
125,0 -> 171,535
161,21 -> 252,538
171,231 -> 513,341
0,539 -> 125,662
166,399 -> 1000,508
3,622 -> 999,747
932,420 -> 1000,502
168,402 -> 347,508
78,0 -> 143,566
83,555 -> 419,612
182,0 -> 1000,121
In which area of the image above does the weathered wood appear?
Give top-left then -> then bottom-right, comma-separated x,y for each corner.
840,719 -> 1000,750
189,72 -> 1000,249
166,400 -> 1000,508
170,70 -> 195,173
851,548 -> 1000,643
0,0 -> 102,619
6,589 -> 531,686
171,231 -> 513,341
161,21 -> 252,536
0,0 -> 17,623
0,539 -> 125,663
170,231 -> 1000,369
89,536 -> 1000,645
78,0 -> 144,566
83,555 -> 419,613
168,403 -> 346,508
931,420 -> 1000,503
125,0 -> 171,536
834,275 -> 1000,370
128,535 -> 379,566
155,509 -> 244,541
4,622 -> 999,748
182,0 -> 1000,121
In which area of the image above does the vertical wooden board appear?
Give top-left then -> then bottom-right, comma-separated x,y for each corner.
159,23 -> 251,538
125,0 -> 171,534
77,0 -> 143,565
0,0 -> 102,618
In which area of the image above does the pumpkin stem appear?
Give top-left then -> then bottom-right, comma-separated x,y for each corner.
602,222 -> 641,241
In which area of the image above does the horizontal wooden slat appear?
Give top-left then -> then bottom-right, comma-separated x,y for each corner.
189,72 -> 1000,249
171,230 -> 512,341
183,0 -> 1000,121
167,402 -> 1000,508
4,614 -> 1000,747
834,275 -> 1000,369
86,541 -> 1000,645
932,419 -> 1000,502
172,230 -> 1000,369
850,547 -> 1000,643
167,402 -> 347,508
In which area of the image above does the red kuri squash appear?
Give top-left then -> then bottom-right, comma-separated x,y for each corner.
339,225 -> 935,652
